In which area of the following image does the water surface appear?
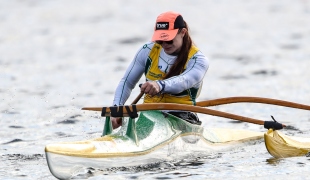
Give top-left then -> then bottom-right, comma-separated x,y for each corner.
1,0 -> 310,179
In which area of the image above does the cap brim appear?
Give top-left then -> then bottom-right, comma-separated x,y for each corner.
151,29 -> 179,41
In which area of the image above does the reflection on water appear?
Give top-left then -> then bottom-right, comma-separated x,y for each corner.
73,155 -> 215,179
266,157 -> 283,165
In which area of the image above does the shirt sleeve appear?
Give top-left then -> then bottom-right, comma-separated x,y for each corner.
112,43 -> 154,105
161,51 -> 209,94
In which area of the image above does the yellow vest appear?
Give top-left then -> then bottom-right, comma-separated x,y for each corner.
144,43 -> 200,105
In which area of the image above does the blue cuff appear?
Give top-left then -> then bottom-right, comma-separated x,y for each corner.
157,80 -> 165,93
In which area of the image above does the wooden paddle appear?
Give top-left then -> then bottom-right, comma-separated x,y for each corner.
131,91 -> 144,105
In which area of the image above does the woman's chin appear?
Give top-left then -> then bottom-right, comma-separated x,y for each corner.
163,48 -> 175,55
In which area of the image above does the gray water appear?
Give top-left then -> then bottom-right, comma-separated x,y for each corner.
1,0 -> 310,179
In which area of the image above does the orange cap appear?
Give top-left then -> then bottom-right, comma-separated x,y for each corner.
151,11 -> 185,41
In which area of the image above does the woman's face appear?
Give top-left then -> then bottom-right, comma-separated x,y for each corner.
161,28 -> 186,55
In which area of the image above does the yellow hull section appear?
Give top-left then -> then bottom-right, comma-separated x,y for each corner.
264,129 -> 310,158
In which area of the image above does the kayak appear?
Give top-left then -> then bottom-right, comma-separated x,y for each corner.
45,110 -> 263,179
264,129 -> 310,158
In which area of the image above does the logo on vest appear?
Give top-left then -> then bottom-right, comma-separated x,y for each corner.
156,22 -> 169,30
148,71 -> 162,79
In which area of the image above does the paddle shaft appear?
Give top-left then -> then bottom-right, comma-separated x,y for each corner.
131,91 -> 144,105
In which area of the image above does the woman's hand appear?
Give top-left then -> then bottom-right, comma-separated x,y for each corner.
111,117 -> 122,129
140,81 -> 160,96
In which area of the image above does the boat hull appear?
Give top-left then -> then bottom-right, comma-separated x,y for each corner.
45,110 -> 263,179
264,129 -> 310,158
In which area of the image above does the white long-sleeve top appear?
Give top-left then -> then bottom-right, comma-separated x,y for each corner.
112,42 -> 209,106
